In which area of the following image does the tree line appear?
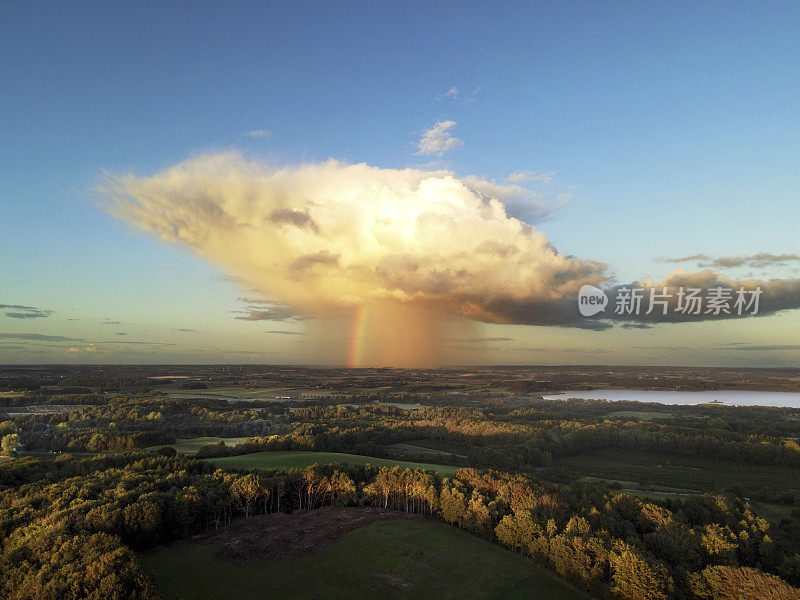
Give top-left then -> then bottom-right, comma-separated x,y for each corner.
3,448 -> 800,600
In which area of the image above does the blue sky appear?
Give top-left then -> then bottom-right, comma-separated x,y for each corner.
1,1 -> 799,365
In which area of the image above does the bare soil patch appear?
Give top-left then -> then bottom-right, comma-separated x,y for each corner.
203,506 -> 419,561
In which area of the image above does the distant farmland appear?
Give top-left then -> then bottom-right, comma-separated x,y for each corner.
171,436 -> 250,455
208,450 -> 460,476
550,448 -> 800,495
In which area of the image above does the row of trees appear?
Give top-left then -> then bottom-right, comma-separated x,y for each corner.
4,447 -> 800,600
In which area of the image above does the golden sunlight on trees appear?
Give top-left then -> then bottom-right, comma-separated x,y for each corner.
1,433 -> 20,456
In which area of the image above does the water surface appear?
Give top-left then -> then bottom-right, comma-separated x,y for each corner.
542,389 -> 800,408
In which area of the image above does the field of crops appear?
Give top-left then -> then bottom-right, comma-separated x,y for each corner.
551,449 -> 800,494
208,450 -> 460,476
171,436 -> 250,455
141,518 -> 582,600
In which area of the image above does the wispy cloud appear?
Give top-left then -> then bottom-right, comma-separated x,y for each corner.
502,346 -> 610,354
506,170 -> 554,185
722,344 -> 800,351
235,308 -> 296,321
234,298 -> 298,322
244,129 -> 270,138
97,340 -> 177,346
658,252 -> 800,269
0,333 -> 83,342
659,254 -> 708,264
416,120 -> 463,156
436,86 -> 482,104
630,345 -> 691,350
449,337 -> 514,343
261,330 -> 304,335
0,304 -> 54,319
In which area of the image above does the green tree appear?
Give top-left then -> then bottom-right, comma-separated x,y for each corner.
231,473 -> 266,518
2,433 -> 20,456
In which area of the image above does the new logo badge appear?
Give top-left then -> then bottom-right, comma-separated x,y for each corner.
578,285 -> 608,317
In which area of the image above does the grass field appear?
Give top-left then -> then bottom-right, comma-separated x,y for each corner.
166,389 -> 294,402
398,438 -> 472,456
575,476 -> 695,501
386,442 -> 465,462
140,518 -> 582,600
750,501 -> 799,523
604,410 -> 675,420
378,401 -> 428,410
551,449 -> 800,494
171,436 -> 250,455
208,451 -> 460,475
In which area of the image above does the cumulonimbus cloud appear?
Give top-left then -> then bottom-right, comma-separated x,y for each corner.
100,153 -> 609,328
99,153 -> 800,331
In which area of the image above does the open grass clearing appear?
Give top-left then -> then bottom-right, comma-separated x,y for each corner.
140,512 -> 583,600
750,501 -> 800,523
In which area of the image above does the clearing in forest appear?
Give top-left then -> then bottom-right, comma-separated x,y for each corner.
141,508 -> 583,600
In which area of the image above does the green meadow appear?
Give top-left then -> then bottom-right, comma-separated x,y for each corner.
141,518 -> 582,600
207,450 -> 460,476
171,436 -> 250,455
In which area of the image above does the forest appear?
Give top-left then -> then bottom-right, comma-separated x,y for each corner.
2,365 -> 800,599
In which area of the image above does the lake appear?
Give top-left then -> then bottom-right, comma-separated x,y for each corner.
542,389 -> 800,408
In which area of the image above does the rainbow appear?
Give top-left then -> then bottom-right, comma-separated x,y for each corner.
348,306 -> 368,368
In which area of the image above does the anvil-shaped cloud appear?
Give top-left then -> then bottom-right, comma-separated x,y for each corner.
100,153 -> 800,343
101,153 -> 610,328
